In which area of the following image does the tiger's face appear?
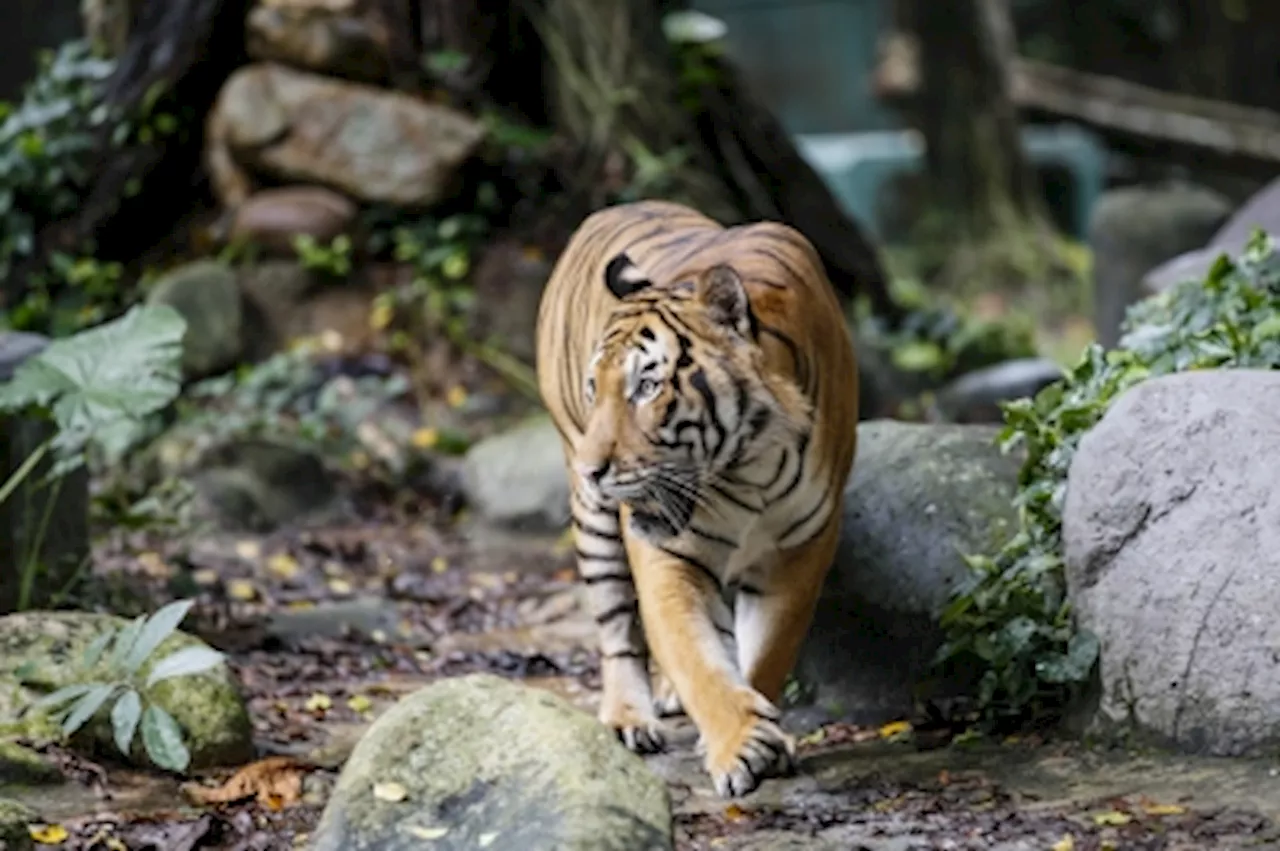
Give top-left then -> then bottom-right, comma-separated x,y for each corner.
573,255 -> 804,539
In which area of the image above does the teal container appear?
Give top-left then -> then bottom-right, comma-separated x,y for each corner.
691,0 -> 897,133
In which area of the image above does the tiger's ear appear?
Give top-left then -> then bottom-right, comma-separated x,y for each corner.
698,264 -> 754,336
604,253 -> 654,299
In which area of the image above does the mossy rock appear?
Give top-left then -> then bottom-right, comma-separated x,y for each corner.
0,798 -> 36,850
312,673 -> 672,851
0,740 -> 61,786
0,612 -> 252,773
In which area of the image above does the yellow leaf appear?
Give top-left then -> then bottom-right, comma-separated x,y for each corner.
193,568 -> 220,586
411,428 -> 439,449
348,694 -> 373,714
305,693 -> 333,713
267,553 -> 300,579
227,579 -> 258,601
722,803 -> 748,822
28,824 -> 69,844
1141,803 -> 1187,816
1052,834 -> 1075,851
373,780 -> 408,802
369,301 -> 395,331
431,556 -> 448,574
878,720 -> 912,739
1092,810 -> 1132,826
328,578 -> 354,595
521,245 -> 545,262
136,551 -> 173,579
235,540 -> 262,560
446,385 -> 468,408
405,826 -> 449,839
349,450 -> 371,470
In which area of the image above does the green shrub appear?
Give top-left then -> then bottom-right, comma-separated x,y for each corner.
936,230 -> 1280,727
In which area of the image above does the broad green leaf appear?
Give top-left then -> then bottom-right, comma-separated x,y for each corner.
124,599 -> 195,675
60,683 -> 116,736
111,688 -> 142,756
107,614 -> 147,671
28,682 -> 93,711
82,630 -> 113,670
0,304 -> 185,458
140,704 -> 189,772
145,646 -> 225,687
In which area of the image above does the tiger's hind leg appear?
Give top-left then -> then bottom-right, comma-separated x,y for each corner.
624,524 -> 790,798
572,489 -> 664,753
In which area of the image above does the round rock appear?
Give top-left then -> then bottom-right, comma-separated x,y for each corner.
796,420 -> 1021,723
1064,369 -> 1280,756
311,673 -> 672,851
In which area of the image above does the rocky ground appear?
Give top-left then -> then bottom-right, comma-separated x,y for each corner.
4,495 -> 1279,850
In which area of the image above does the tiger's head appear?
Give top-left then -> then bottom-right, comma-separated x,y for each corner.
574,252 -> 810,539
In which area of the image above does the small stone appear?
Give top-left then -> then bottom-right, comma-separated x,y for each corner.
933,358 -> 1064,423
191,439 -> 339,532
247,2 -> 391,83
145,260 -> 244,380
229,186 -> 357,255
311,674 -> 672,851
460,415 -> 570,532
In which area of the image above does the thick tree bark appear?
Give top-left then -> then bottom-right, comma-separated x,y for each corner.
895,0 -> 1047,239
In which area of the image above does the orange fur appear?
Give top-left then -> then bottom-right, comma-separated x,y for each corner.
535,200 -> 858,796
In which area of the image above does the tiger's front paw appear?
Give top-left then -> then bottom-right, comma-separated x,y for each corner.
599,702 -> 665,754
704,689 -> 796,798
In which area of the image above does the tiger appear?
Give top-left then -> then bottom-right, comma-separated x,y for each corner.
534,199 -> 859,797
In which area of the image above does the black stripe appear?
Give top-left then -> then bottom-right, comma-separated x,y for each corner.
689,368 -> 725,458
689,524 -> 737,549
596,601 -> 640,625
576,546 -> 624,563
583,573 -> 631,585
707,480 -> 761,514
604,649 -> 647,660
762,449 -> 789,491
768,434 -> 811,505
574,518 -> 621,541
781,486 -> 835,542
658,544 -> 722,590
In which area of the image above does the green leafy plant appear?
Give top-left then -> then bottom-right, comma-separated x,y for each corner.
0,303 -> 186,607
292,233 -> 353,278
22,599 -> 224,772
936,230 -> 1280,728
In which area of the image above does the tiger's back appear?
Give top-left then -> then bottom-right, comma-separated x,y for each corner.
534,199 -> 858,798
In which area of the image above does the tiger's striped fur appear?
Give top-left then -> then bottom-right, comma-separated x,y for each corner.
535,200 -> 858,797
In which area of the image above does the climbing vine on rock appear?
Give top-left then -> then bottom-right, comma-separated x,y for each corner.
937,230 -> 1280,728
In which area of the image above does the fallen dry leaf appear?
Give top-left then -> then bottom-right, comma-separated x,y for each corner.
181,756 -> 308,810
1141,802 -> 1187,816
1092,810 -> 1133,826
406,825 -> 449,839
878,720 -> 912,739
28,824 -> 69,844
227,578 -> 258,601
374,780 -> 408,802
267,553 -> 300,579
1051,834 -> 1075,851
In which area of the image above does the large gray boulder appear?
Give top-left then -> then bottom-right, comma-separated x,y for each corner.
1144,175 -> 1280,295
1063,370 -> 1280,756
311,673 -> 672,851
1089,182 -> 1231,348
796,421 -> 1022,723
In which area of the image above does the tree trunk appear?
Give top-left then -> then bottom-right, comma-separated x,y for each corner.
896,0 -> 1046,239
